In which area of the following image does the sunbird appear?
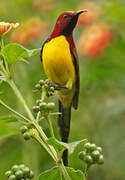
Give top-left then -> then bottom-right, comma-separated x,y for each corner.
41,10 -> 87,165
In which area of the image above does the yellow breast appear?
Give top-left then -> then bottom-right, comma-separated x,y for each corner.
42,35 -> 75,89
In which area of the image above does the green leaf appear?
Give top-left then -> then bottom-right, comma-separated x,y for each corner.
39,166 -> 85,180
67,140 -> 87,154
1,43 -> 41,65
0,115 -> 18,123
47,137 -> 87,155
20,58 -> 29,64
47,137 -> 67,152
0,121 -> 18,138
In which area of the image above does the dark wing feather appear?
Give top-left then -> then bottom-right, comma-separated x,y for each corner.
71,49 -> 80,109
40,42 -> 46,62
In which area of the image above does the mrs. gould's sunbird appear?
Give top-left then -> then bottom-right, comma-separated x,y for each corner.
41,10 -> 87,165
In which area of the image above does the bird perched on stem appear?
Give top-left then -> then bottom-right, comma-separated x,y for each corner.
41,10 -> 87,166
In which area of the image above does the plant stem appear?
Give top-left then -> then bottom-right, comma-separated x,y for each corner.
59,165 -> 63,180
7,79 -> 58,160
36,111 -> 41,121
0,63 -> 7,76
4,60 -> 10,75
58,161 -> 71,180
46,115 -> 55,137
41,86 -> 46,101
33,121 -> 48,140
34,134 -> 56,161
7,79 -> 56,154
8,79 -> 35,121
49,112 -> 62,115
4,78 -> 58,161
0,99 -> 29,122
33,121 -> 58,162
6,79 -> 50,143
6,78 -> 70,180
0,35 -> 4,49
0,70 -> 5,77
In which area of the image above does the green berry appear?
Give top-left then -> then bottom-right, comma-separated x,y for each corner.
20,125 -> 28,133
97,154 -> 104,164
84,142 -> 91,149
32,105 -> 40,113
23,167 -> 30,177
15,170 -> 23,179
91,150 -> 100,161
19,164 -> 25,169
35,84 -> 41,90
9,175 -> 16,180
79,151 -> 86,160
96,146 -> 103,153
44,84 -> 49,90
28,170 -> 34,179
23,132 -> 31,140
50,87 -> 54,92
47,102 -> 55,110
36,99 -> 42,105
5,170 -> 13,177
47,92 -> 53,97
11,165 -> 19,172
89,144 -> 96,151
39,80 -> 44,86
39,102 -> 47,110
85,155 -> 93,164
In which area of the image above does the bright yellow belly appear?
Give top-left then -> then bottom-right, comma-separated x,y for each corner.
42,35 -> 75,89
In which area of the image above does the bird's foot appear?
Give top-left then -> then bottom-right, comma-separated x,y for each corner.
45,80 -> 67,90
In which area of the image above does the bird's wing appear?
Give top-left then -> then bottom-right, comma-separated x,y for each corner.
40,41 -> 46,62
71,48 -> 80,109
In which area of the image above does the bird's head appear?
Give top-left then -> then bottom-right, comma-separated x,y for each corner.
51,10 -> 88,38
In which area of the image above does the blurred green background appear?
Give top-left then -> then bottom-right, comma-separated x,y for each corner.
0,0 -> 125,179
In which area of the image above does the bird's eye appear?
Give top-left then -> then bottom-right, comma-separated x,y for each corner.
63,14 -> 70,19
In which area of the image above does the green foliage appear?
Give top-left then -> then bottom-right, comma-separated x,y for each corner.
0,121 -> 18,138
0,115 -> 18,123
1,43 -> 40,65
39,166 -> 85,180
47,137 -> 87,155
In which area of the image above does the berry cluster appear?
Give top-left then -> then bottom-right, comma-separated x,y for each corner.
32,99 -> 55,113
20,125 -> 31,140
35,79 -> 55,97
79,142 -> 104,167
5,164 -> 34,180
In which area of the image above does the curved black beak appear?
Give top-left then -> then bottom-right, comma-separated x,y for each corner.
75,9 -> 88,16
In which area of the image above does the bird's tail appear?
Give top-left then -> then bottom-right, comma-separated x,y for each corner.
58,100 -> 72,166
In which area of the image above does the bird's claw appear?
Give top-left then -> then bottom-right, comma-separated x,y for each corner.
45,80 -> 68,90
